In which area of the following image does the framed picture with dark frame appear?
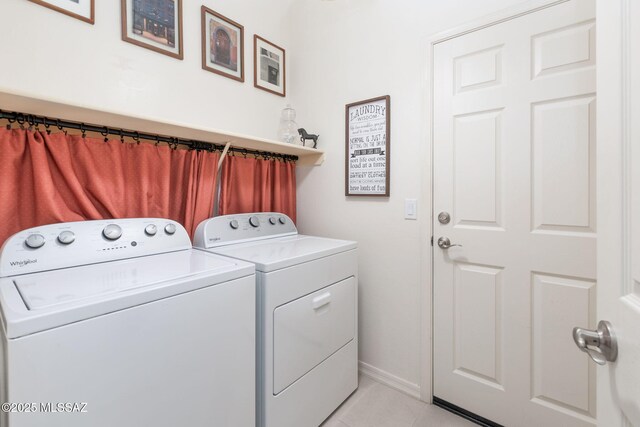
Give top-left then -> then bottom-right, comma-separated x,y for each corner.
253,35 -> 285,97
29,0 -> 95,24
201,6 -> 244,82
345,95 -> 391,197
121,0 -> 183,60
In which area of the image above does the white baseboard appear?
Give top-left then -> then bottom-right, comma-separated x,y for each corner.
358,361 -> 422,400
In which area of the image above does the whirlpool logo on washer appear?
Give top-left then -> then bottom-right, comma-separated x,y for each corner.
208,237 -> 221,242
9,259 -> 37,267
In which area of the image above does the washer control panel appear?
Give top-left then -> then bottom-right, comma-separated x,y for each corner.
193,213 -> 297,248
0,218 -> 191,277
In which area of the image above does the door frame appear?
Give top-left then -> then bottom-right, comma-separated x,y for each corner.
595,0 -> 629,423
421,0 -> 573,402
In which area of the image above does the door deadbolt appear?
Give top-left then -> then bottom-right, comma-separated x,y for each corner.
438,212 -> 450,224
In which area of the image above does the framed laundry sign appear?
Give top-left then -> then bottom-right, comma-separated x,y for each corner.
345,95 -> 390,196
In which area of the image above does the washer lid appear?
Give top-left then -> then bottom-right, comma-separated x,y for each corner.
207,235 -> 357,272
14,250 -> 243,310
0,250 -> 254,338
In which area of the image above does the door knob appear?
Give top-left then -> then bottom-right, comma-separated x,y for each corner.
437,237 -> 462,249
572,320 -> 618,365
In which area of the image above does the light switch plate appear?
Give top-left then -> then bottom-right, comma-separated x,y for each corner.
405,199 -> 417,220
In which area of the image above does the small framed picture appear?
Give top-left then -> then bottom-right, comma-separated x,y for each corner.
121,0 -> 183,60
201,7 -> 244,82
254,35 -> 286,97
29,0 -> 94,24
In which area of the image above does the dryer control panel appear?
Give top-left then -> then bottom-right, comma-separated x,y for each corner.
0,218 -> 191,277
193,213 -> 297,248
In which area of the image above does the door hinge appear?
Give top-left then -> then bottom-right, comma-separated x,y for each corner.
430,236 -> 433,246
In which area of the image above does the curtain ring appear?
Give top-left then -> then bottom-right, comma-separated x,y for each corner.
16,114 -> 25,130
55,120 -> 67,136
80,123 -> 86,139
44,120 -> 51,135
134,132 -> 140,145
120,130 -> 125,144
6,115 -> 15,129
27,115 -> 35,132
155,135 -> 160,147
242,149 -> 248,158
102,127 -> 110,143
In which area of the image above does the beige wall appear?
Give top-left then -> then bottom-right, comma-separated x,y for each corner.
0,0 -> 294,140
289,0 -> 528,396
1,0 -> 531,400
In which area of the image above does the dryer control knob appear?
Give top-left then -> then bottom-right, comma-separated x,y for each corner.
145,224 -> 157,236
103,224 -> 122,241
278,217 -> 286,225
269,217 -> 277,225
249,216 -> 260,228
230,220 -> 239,229
164,223 -> 177,235
57,231 -> 75,245
25,233 -> 45,249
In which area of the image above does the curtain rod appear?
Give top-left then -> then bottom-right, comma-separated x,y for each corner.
0,110 -> 298,162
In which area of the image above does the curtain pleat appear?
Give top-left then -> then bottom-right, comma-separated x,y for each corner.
219,155 -> 296,222
0,129 -> 219,245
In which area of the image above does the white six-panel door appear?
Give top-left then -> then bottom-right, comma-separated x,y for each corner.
433,1 -> 597,426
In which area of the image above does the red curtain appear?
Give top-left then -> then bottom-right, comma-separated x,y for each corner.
0,129 -> 219,245
219,155 -> 296,222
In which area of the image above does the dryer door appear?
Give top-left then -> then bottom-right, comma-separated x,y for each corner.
273,276 -> 356,394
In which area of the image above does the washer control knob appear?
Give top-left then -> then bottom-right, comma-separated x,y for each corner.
57,231 -> 75,245
164,223 -> 177,235
269,217 -> 277,225
230,220 -> 239,230
145,224 -> 157,236
278,217 -> 286,225
249,216 -> 260,228
25,233 -> 45,249
103,224 -> 122,241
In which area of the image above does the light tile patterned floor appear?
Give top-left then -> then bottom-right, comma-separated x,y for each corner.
321,375 -> 476,427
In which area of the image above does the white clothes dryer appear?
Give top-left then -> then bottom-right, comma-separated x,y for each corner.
194,213 -> 358,427
0,218 -> 256,427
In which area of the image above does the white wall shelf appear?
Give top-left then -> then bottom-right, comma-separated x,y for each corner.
0,90 -> 325,166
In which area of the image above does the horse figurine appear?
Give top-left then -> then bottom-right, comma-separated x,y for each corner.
298,128 -> 319,148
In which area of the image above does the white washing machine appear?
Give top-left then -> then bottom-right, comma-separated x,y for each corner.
0,218 -> 256,427
194,213 -> 358,427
